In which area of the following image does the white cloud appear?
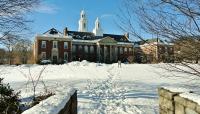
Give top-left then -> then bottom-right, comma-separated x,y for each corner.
100,14 -> 115,19
34,3 -> 59,14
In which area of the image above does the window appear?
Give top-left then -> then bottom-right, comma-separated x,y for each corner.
72,45 -> 76,52
64,52 -> 68,60
84,46 -> 88,53
64,42 -> 68,49
41,41 -> 46,48
53,41 -> 58,48
41,52 -> 46,60
90,46 -> 94,53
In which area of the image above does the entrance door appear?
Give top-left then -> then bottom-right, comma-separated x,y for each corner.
52,56 -> 58,64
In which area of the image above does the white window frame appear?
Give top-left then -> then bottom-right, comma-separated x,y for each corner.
53,41 -> 58,48
64,42 -> 68,49
41,41 -> 46,48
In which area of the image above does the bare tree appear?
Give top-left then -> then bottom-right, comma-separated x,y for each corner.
0,0 -> 40,45
13,39 -> 32,64
0,0 -> 40,64
1,33 -> 19,64
0,0 -> 39,32
119,0 -> 200,79
0,48 -> 6,64
18,66 -> 47,101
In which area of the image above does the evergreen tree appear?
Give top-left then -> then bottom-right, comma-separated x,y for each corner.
0,78 -> 21,114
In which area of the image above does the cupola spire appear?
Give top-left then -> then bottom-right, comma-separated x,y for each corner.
93,17 -> 103,36
78,10 -> 87,32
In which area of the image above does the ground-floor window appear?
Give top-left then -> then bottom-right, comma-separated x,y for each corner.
41,52 -> 46,60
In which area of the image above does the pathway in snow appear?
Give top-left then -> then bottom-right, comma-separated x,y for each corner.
1,62 -> 199,114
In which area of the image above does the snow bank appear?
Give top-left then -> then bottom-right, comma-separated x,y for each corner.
22,88 -> 76,114
180,93 -> 200,105
163,86 -> 190,93
162,86 -> 200,105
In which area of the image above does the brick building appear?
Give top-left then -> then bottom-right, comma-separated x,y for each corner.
134,38 -> 174,63
33,10 -> 134,64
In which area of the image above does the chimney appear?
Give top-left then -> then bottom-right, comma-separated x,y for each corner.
124,33 -> 129,39
63,27 -> 68,36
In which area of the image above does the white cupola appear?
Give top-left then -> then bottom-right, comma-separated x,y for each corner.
78,10 -> 88,32
93,17 -> 103,36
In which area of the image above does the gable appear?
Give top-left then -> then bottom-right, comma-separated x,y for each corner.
98,37 -> 117,45
43,28 -> 63,36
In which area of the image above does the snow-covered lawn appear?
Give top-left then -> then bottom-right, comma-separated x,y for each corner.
0,61 -> 199,114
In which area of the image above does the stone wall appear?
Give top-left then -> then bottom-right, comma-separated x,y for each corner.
158,87 -> 200,114
22,88 -> 77,114
58,90 -> 77,114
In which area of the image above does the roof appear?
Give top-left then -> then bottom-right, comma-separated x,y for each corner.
135,38 -> 167,45
67,31 -> 97,40
66,31 -> 131,42
103,34 -> 130,42
43,28 -> 63,36
39,28 -> 132,43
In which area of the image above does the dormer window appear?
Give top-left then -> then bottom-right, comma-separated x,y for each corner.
41,41 -> 46,48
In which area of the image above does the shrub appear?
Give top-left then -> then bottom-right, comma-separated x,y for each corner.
0,78 -> 21,114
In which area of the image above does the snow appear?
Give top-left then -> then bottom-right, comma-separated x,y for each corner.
163,86 -> 190,93
180,93 -> 200,105
0,61 -> 199,114
22,88 -> 76,114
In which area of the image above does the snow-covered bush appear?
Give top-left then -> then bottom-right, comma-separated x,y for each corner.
0,78 -> 21,113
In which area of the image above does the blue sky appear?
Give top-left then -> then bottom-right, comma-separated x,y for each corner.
29,0 -> 124,39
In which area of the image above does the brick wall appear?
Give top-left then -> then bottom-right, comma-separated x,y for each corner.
158,87 -> 200,114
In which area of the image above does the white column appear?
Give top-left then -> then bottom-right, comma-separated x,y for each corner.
110,45 -> 112,62
97,43 -> 100,62
114,46 -> 118,61
104,45 -> 106,62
